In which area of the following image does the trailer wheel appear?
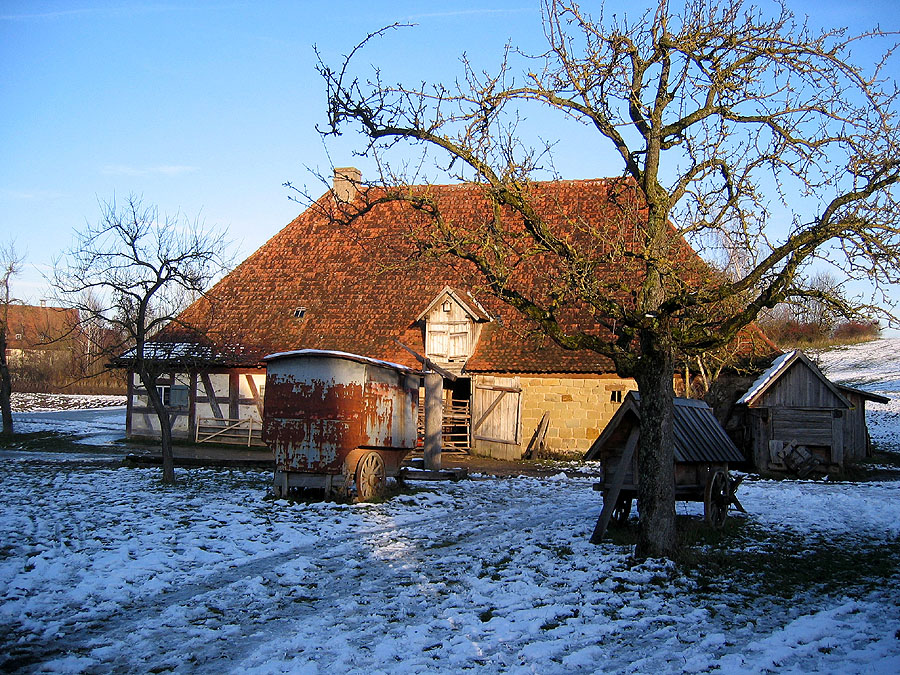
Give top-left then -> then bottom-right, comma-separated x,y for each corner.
704,469 -> 729,528
356,452 -> 386,502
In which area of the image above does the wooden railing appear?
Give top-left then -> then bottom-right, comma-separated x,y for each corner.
418,398 -> 471,452
195,417 -> 264,447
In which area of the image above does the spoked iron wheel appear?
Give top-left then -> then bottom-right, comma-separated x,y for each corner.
611,494 -> 633,527
356,451 -> 386,502
704,469 -> 730,528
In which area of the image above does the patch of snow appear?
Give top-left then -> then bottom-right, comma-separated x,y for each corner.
11,392 -> 127,413
2,338 -> 900,672
816,339 -> 900,452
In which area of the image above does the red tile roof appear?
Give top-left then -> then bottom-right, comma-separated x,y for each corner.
172,178 -> 767,373
3,305 -> 81,351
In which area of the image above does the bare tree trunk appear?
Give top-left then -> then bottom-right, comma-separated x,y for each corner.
139,370 -> 176,483
0,331 -> 12,436
633,331 -> 678,559
159,412 -> 175,484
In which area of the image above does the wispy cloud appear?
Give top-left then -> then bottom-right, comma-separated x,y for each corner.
404,8 -> 534,20
101,165 -> 199,177
0,3 -> 215,22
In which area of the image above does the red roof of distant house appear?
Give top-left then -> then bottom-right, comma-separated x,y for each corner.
3,304 -> 81,351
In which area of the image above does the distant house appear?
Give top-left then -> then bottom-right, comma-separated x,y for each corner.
122,169 -> 774,458
729,350 -> 888,475
3,303 -> 82,370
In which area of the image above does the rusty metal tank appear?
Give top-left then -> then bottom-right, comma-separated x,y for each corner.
262,349 -> 420,499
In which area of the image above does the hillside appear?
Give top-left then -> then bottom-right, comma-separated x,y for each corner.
815,337 -> 900,452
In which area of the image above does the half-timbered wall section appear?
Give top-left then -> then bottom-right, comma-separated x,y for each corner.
127,368 -> 266,446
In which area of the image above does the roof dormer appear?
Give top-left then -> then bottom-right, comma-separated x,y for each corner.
417,287 -> 490,370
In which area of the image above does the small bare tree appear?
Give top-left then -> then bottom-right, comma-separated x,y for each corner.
318,0 -> 900,557
53,196 -> 230,483
1,240 -> 24,437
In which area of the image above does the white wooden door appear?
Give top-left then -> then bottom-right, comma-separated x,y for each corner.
472,376 -> 522,445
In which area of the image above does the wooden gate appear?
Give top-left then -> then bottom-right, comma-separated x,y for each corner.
472,376 -> 522,458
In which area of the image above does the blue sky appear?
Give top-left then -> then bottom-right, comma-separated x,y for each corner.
2,1 -> 898,325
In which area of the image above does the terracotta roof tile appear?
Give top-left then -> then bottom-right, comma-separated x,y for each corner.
3,305 -> 81,351
172,178 -> 765,373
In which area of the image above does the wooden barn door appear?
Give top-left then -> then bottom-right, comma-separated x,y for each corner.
472,375 -> 522,459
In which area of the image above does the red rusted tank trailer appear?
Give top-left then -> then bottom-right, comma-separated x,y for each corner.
262,350 -> 420,500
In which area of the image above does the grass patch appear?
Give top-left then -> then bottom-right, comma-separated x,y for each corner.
479,607 -> 495,622
0,431 -> 87,453
688,522 -> 900,602
600,515 -> 900,604
860,451 -> 900,468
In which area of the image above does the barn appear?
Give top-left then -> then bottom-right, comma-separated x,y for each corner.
731,350 -> 888,475
123,168 -> 773,460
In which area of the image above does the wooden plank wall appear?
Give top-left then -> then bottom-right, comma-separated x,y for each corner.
425,298 -> 481,363
841,391 -> 868,462
471,375 -> 522,460
757,362 -> 844,408
771,408 -> 834,446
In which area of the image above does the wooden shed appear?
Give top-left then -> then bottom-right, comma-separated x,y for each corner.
733,350 -> 888,475
585,392 -> 744,540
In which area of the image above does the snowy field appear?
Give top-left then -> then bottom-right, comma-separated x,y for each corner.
11,393 -> 127,413
1,340 -> 899,673
816,338 -> 900,452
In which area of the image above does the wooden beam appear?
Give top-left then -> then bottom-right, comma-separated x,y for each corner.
590,427 -> 640,544
424,371 -> 443,471
200,373 -> 225,420
523,412 -> 551,460
394,339 -> 458,382
245,373 -> 265,419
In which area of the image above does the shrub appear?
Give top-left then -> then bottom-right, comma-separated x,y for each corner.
832,320 -> 881,342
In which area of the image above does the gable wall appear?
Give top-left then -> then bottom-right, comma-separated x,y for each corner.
756,362 -> 846,409
424,300 -> 480,363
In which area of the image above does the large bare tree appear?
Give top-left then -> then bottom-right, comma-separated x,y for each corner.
318,0 -> 900,557
1,240 -> 24,437
53,196 -> 230,483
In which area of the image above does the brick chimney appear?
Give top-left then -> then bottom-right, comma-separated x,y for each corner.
333,167 -> 362,203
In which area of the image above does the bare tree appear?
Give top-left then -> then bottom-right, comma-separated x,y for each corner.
52,196 -> 230,483
317,0 -> 900,557
1,240 -> 24,437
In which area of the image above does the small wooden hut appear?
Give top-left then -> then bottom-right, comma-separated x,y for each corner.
733,350 -> 888,476
584,392 -> 744,541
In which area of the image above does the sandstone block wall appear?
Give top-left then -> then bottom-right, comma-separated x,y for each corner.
519,374 -> 636,456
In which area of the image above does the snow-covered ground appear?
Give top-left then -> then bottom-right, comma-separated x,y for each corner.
11,393 -> 127,413
1,341 -> 899,674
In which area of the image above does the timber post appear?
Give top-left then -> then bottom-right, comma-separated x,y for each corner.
424,371 -> 443,471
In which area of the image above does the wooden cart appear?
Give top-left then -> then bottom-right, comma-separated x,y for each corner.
262,350 -> 420,500
584,392 -> 745,542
